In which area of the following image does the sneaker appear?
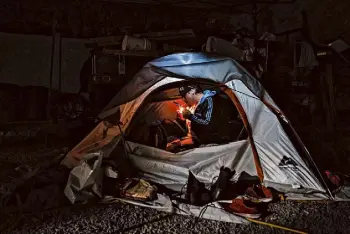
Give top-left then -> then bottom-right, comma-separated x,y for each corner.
186,172 -> 212,206
244,185 -> 273,203
228,198 -> 261,219
324,170 -> 341,189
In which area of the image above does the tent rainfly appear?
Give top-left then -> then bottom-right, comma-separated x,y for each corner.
62,53 -> 339,223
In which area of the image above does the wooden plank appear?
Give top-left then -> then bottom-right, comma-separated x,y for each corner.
320,73 -> 334,132
4,120 -> 52,125
134,29 -> 195,40
0,120 -> 52,132
102,48 -> 164,57
84,36 -> 123,48
326,63 -> 337,121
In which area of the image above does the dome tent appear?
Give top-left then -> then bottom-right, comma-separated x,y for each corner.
62,53 -> 332,223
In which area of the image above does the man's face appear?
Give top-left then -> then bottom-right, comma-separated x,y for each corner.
184,89 -> 196,106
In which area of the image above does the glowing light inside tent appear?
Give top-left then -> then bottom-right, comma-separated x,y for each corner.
177,105 -> 195,115
175,104 -> 196,140
178,106 -> 184,114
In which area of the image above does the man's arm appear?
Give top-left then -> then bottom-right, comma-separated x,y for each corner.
190,97 -> 214,125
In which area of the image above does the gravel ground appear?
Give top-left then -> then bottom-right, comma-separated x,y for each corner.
1,142 -> 350,234
2,200 -> 350,234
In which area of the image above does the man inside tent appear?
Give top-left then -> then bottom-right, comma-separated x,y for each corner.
178,85 -> 241,145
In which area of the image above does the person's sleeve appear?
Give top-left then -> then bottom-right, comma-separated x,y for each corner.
190,97 -> 213,125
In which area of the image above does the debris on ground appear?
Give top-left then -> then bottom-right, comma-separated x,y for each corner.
1,143 -> 349,234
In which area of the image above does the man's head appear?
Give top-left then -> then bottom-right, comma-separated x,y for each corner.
179,85 -> 203,106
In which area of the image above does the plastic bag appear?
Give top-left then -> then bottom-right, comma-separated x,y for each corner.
64,152 -> 103,204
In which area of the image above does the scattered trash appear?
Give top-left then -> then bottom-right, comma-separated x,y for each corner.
64,152 -> 104,204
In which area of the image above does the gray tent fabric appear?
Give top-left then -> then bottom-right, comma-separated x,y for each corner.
99,53 -> 265,120
149,53 -> 263,96
100,66 -> 165,118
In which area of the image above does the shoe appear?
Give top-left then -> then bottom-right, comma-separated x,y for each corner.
186,172 -> 212,206
211,167 -> 235,201
244,185 -> 273,203
228,198 -> 261,219
324,170 -> 341,188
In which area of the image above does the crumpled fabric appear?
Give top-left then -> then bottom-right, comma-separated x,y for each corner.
298,42 -> 319,68
334,186 -> 350,201
64,152 -> 104,204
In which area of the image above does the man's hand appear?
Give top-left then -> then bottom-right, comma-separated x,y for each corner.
182,109 -> 192,119
166,139 -> 181,152
177,110 -> 185,121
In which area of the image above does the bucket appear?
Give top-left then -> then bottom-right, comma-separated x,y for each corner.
121,35 -> 155,51
205,36 -> 243,61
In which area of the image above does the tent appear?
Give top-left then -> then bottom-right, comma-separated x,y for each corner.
62,52 -> 338,223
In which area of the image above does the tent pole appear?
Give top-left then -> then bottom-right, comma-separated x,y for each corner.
247,218 -> 307,234
221,86 -> 264,182
288,123 -> 334,200
252,1 -> 258,37
47,20 -> 57,121
58,33 -> 62,92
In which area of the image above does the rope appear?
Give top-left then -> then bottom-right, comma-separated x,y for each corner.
231,89 -> 262,101
247,218 -> 307,234
117,123 -> 132,156
189,176 -> 221,229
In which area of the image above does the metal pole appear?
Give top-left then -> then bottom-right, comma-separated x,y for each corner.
252,1 -> 258,37
58,33 -> 62,92
48,20 -> 57,121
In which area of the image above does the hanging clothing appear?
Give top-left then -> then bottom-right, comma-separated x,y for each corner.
298,42 -> 319,69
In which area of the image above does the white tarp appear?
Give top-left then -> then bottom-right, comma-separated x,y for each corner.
0,32 -> 89,93
102,194 -> 249,224
127,140 -> 252,191
0,32 -> 53,88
